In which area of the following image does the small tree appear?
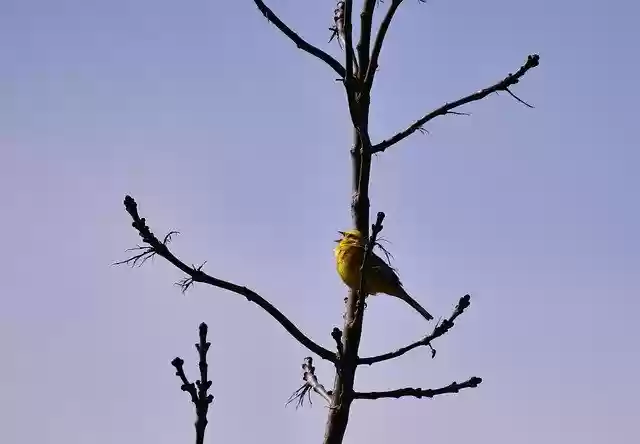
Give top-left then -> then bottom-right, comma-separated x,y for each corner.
119,1 -> 539,443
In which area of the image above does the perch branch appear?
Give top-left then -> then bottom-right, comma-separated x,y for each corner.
287,357 -> 333,407
365,0 -> 403,91
321,212 -> 385,442
253,0 -> 346,78
119,195 -> 336,363
358,294 -> 471,365
371,54 -> 540,153
171,322 -> 214,444
357,212 -> 386,313
353,376 -> 482,400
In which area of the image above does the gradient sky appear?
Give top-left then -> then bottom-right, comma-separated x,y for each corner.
2,0 -> 639,443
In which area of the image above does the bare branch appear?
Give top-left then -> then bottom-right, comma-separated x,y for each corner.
353,376 -> 482,400
331,327 -> 344,363
357,0 -> 378,75
365,0 -> 403,91
171,322 -> 214,444
358,294 -> 471,365
371,54 -> 540,153
120,195 -> 337,363
357,212 -> 386,313
287,357 -> 333,407
252,0 -> 346,78
171,357 -> 199,405
343,1 -> 354,77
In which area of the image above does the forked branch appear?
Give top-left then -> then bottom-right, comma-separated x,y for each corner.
171,323 -> 214,444
358,294 -> 471,365
119,195 -> 337,363
372,54 -> 540,153
354,376 -> 482,400
253,0 -> 346,78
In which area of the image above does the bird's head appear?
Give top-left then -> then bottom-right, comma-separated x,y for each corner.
334,229 -> 363,243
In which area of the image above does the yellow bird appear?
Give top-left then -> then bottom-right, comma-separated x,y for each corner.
334,229 -> 433,321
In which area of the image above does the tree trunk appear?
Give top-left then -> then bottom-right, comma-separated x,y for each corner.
323,108 -> 371,443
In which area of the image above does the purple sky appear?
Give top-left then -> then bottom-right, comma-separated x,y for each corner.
2,0 -> 639,443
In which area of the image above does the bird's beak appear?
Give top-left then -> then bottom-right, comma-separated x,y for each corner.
334,231 -> 345,243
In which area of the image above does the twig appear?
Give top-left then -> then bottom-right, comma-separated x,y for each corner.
353,376 -> 482,400
365,0 -> 403,90
358,294 -> 471,365
287,357 -> 333,407
371,54 -> 540,153
253,0 -> 346,78
356,212 -> 386,315
331,327 -> 344,362
505,87 -> 534,108
171,323 -> 214,444
119,195 -> 337,363
329,2 -> 345,48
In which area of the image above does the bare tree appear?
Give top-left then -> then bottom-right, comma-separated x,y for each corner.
118,1 -> 539,443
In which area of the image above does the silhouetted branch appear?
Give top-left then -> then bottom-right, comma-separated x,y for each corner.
331,327 -> 344,363
171,323 -> 214,444
253,0 -> 346,78
287,357 -> 333,408
171,358 -> 198,405
505,87 -> 535,108
353,376 -> 482,400
365,0 -> 403,90
357,0 -> 377,72
358,294 -> 471,365
357,212 -> 386,310
343,1 -> 357,77
371,54 -> 540,153
120,195 -> 337,363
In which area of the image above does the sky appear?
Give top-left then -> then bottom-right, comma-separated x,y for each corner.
1,0 -> 639,443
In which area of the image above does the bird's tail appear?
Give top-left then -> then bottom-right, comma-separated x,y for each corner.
394,288 -> 434,321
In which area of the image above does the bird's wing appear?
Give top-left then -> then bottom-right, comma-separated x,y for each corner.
369,252 -> 402,286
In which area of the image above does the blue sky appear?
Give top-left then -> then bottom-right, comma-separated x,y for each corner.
1,0 -> 639,443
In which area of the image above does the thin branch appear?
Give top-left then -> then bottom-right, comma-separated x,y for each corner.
195,323 -> 212,416
353,376 -> 482,400
171,322 -> 214,444
505,87 -> 534,108
252,0 -> 346,78
287,357 -> 333,407
120,195 -> 337,363
358,294 -> 471,365
371,54 -> 540,153
357,0 -> 377,76
357,212 -> 386,313
365,0 -> 403,91
343,1 -> 354,77
331,327 -> 344,363
171,357 -> 198,405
